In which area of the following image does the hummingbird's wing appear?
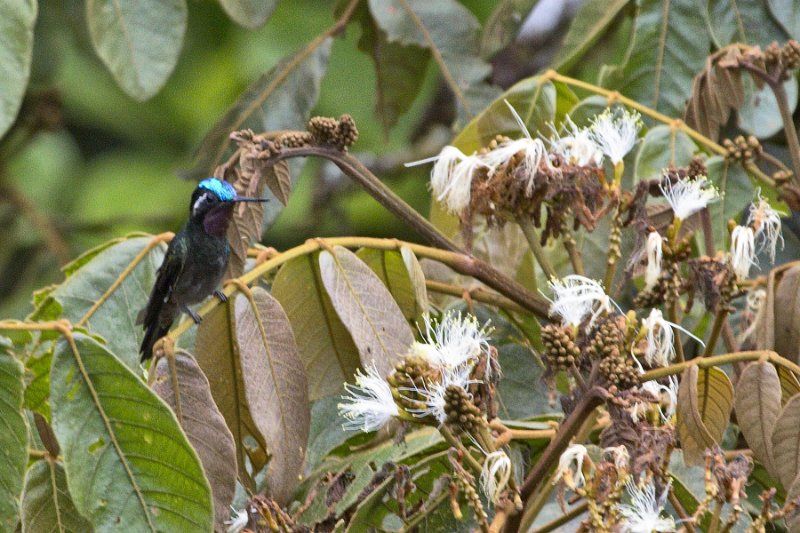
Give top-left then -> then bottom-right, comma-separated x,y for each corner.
136,237 -> 187,327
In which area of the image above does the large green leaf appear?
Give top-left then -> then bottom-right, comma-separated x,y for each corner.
495,344 -> 556,419
217,0 -> 278,29
480,0 -> 540,58
21,459 -> 93,533
739,76 -> 799,139
553,0 -> 629,72
706,156 -> 754,252
356,248 -> 419,321
368,0 -> 498,121
86,0 -> 186,100
319,246 -> 414,378
0,338 -> 27,531
151,351 -> 237,530
0,0 -> 36,139
633,124 -> 696,183
271,252 -> 360,400
185,40 -> 332,181
768,0 -> 800,40
707,0 -> 787,47
604,0 -> 709,118
30,236 -> 166,370
51,334 -> 212,532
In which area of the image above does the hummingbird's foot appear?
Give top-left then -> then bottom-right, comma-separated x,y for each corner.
183,306 -> 202,325
213,290 -> 228,303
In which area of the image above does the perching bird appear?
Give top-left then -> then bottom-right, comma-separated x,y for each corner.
138,177 -> 266,361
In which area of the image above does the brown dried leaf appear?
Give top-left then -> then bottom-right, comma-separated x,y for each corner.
194,300 -> 268,491
234,287 -> 309,505
152,351 -> 237,530
734,361 -> 781,476
773,264 -> 800,364
779,366 -> 800,405
223,147 -> 266,279
271,252 -> 360,400
400,246 -> 429,317
677,365 -> 734,466
319,246 -> 414,378
771,394 -> 800,488
684,48 -> 745,141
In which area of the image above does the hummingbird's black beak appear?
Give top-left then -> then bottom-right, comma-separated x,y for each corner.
232,196 -> 268,203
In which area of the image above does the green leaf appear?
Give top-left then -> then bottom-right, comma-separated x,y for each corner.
368,0 -> 498,121
233,287 -> 309,505
194,299 -> 268,491
0,340 -> 27,531
306,396 -> 350,472
356,9 -> 429,135
739,76 -> 799,139
21,459 -> 93,533
553,0 -> 629,72
31,236 -> 166,370
480,0 -> 540,58
495,344 -> 555,420
604,0 -> 709,117
706,156 -> 754,252
23,348 -> 52,419
51,334 -> 212,532
633,125 -> 696,183
0,0 -> 36,139
319,246 -> 414,378
768,0 -> 800,40
151,351 -> 237,530
271,252 -> 361,400
356,248 -> 418,321
86,0 -> 187,100
185,40 -> 332,181
707,0 -> 787,47
677,365 -> 734,466
217,0 -> 278,29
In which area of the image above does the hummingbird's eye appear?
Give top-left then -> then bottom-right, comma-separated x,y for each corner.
192,192 -> 218,214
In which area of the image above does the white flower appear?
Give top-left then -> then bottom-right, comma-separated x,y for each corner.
642,309 -> 705,367
482,137 -> 549,195
730,225 -> 756,280
546,275 -> 617,328
338,364 -> 399,432
603,445 -> 630,470
548,116 -> 604,166
226,507 -> 249,533
634,377 -> 679,424
411,311 -> 492,372
644,231 -> 663,290
747,190 -> 784,263
554,444 -> 589,489
406,145 -> 489,215
480,450 -> 512,503
589,108 -> 643,165
401,365 -> 475,425
617,479 -> 676,533
739,288 -> 767,344
659,175 -> 719,221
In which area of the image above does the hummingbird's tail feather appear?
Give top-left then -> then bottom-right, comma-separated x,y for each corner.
140,317 -> 173,362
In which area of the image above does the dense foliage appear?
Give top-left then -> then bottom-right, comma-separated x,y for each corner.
4,1 -> 800,532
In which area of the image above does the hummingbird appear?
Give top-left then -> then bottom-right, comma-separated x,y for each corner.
138,177 -> 266,361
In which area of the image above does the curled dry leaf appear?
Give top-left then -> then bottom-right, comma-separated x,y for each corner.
319,246 -> 414,378
152,351 -> 237,531
677,365 -> 734,466
734,361 -> 781,477
684,47 -> 745,141
234,287 -> 309,505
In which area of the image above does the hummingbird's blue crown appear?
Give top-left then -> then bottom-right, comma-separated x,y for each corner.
199,178 -> 236,202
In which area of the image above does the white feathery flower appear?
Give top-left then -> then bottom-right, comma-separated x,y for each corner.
739,288 -> 767,345
642,309 -> 704,367
730,225 -> 756,280
482,137 -> 549,196
548,116 -> 604,166
406,145 -> 489,215
411,311 -> 493,371
589,108 -> 643,165
338,364 -> 399,432
617,479 -> 676,533
546,275 -> 617,328
635,377 -> 679,424
747,190 -> 784,263
554,444 -> 589,489
226,507 -> 249,533
480,450 -> 512,503
644,231 -> 663,290
402,365 -> 475,425
659,175 -> 719,221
